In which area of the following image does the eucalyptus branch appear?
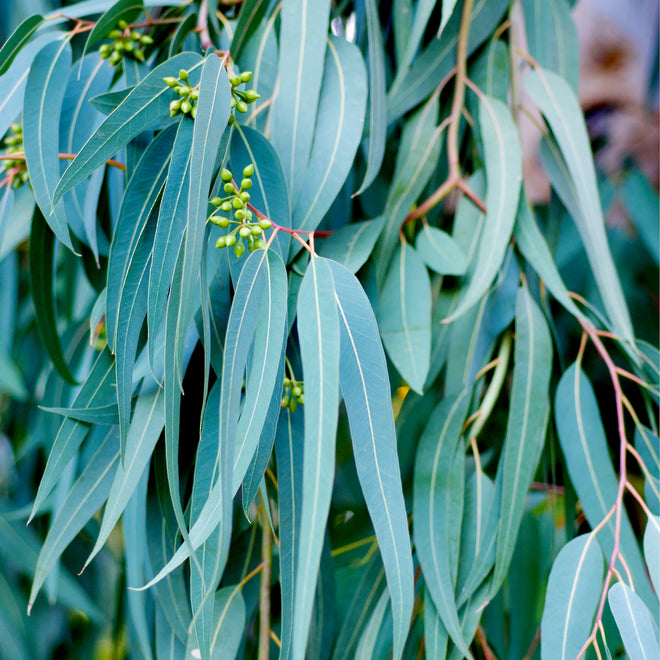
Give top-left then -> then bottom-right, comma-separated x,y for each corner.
258,495 -> 273,660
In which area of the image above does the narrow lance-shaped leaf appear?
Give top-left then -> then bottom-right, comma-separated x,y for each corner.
29,428 -> 120,612
275,407 -> 304,660
270,0 -> 330,203
540,534 -> 605,660
555,364 -> 658,614
230,0 -> 269,61
23,38 -> 74,250
83,0 -> 145,54
377,242 -> 431,395
608,582 -> 659,660
292,36 -> 367,234
643,516 -> 660,594
413,390 -> 473,659
330,260 -> 414,660
491,285 -> 552,594
293,256 -> 340,660
355,589 -> 389,660
355,0 -> 386,194
0,14 -> 44,75
28,207 -> 76,384
525,68 -> 634,346
445,95 -> 521,322
54,51 -> 203,202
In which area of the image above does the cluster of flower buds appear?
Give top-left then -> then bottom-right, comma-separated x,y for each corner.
281,377 -> 304,412
228,71 -> 260,124
164,69 -> 198,118
1,124 -> 28,188
99,20 -> 153,66
208,164 -> 272,257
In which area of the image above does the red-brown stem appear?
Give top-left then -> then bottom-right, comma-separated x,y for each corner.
475,625 -> 497,660
0,152 -> 126,172
625,479 -> 656,521
198,0 -> 213,50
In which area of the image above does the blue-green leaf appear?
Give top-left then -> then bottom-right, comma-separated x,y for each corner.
54,52 -> 202,202
541,534 -> 605,660
445,95 -> 521,322
555,364 -> 657,614
491,285 -> 552,593
270,0 -> 330,203
293,256 -> 340,659
355,588 -> 389,659
230,0 -> 269,62
330,259 -> 414,660
28,207 -> 77,383
317,217 -> 384,273
23,38 -> 73,249
643,516 -> 660,594
526,68 -> 634,347
355,0 -> 386,194
207,586 -> 246,659
415,224 -> 467,275
414,390 -> 472,659
622,170 -> 659,265
293,36 -> 367,234
29,427 -> 120,612
377,242 -> 431,394
608,582 -> 659,659
522,0 -> 579,92
0,14 -> 44,75
84,0 -> 144,53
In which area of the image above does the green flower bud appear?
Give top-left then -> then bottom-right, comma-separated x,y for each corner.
243,164 -> 254,177
240,191 -> 250,202
118,19 -> 128,30
254,238 -> 266,250
190,106 -> 196,119
179,69 -> 189,81
181,100 -> 192,114
134,49 -> 145,61
240,178 -> 252,190
225,234 -> 237,247
140,34 -> 154,45
258,219 -> 272,230
221,202 -> 232,212
114,40 -> 126,51
292,386 -> 302,398
190,88 -> 199,100
109,29 -> 122,39
10,124 -> 21,133
175,85 -> 189,96
210,197 -> 222,207
251,225 -> 262,236
164,76 -> 179,87
228,114 -> 236,126
124,40 -> 134,51
131,31 -> 141,41
283,377 -> 291,387
232,197 -> 244,210
297,394 -> 304,405
234,242 -> 245,258
209,214 -> 227,226
230,97 -> 237,109
109,50 -> 122,66
246,211 -> 253,222
224,183 -> 235,194
221,168 -> 233,182
244,89 -> 260,102
99,43 -> 112,55
236,101 -> 248,114
218,217 -> 229,228
170,99 -> 182,113
289,399 -> 298,412
281,395 -> 290,408
230,75 -> 241,87
215,236 -> 227,248
240,71 -> 252,83
235,209 -> 246,221
239,226 -> 251,238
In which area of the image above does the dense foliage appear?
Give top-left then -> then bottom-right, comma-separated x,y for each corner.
0,0 -> 658,658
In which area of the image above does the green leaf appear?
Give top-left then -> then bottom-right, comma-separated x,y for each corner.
330,260 -> 414,660
555,364 -> 657,614
40,403 -> 118,425
275,407 -> 304,660
84,0 -> 144,53
233,250 -> 287,492
513,195 -> 583,319
355,0 -> 387,194
293,36 -> 367,234
54,51 -> 202,202
23,38 -> 74,250
0,14 -> 44,76
386,0 -> 510,121
376,94 -> 441,284
608,582 -> 660,659
635,426 -> 659,515
541,534 -> 605,659
440,0 -> 459,38
526,68 -> 634,347
522,0 -> 579,92
491,285 -> 552,593
643,516 -> 660,594
147,118 -> 193,355
445,96 -> 521,322
307,535 -> 336,660
415,225 -> 467,275
355,588 -> 389,659
230,0 -> 269,62
293,256 -> 340,659
89,86 -> 133,115
85,389 -> 165,569
413,390 -> 472,659
28,207 -> 76,383
29,427 -> 120,612
424,590 -> 449,660
270,0 -> 330,202
208,586 -> 246,659
377,242 -> 431,394
622,170 -> 659,265
317,217 -> 384,273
